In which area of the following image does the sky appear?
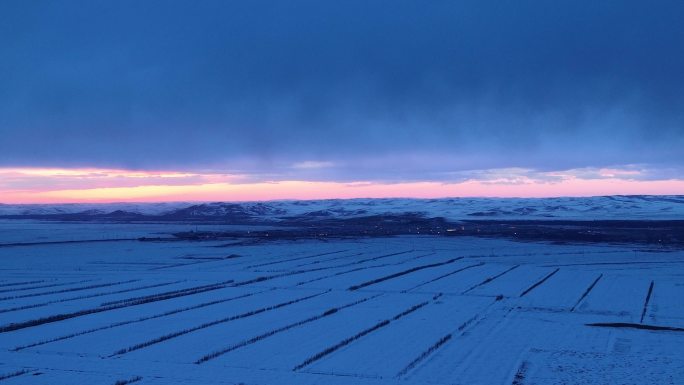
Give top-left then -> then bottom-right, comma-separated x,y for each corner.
1,1 -> 683,202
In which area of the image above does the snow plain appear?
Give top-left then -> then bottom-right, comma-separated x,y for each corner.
0,221 -> 683,384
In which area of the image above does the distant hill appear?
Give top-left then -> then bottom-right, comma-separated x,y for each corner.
1,195 -> 683,222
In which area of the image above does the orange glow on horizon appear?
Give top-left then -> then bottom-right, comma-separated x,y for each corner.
1,167 -> 683,204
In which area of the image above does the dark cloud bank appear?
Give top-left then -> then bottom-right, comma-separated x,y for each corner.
1,0 -> 683,181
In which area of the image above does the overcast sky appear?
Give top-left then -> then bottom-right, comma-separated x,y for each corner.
1,1 -> 683,200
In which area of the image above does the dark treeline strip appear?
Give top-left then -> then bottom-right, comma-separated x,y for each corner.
195,293 -> 383,364
520,268 -> 560,297
148,258 -> 226,271
0,281 -> 182,314
570,274 -> 603,312
396,301 -> 493,378
462,265 -> 520,294
0,279 -> 92,296
0,280 -> 238,333
0,238 -> 138,248
304,250 -> 418,271
0,369 -> 31,381
113,376 -> 142,385
288,252 -> 434,276
349,257 -> 463,291
0,279 -> 137,301
293,252 -> 366,268
293,300 -> 430,371
406,263 -> 485,292
13,289 -> 269,351
295,252 -> 434,287
111,290 -> 329,356
511,360 -> 530,385
640,281 -> 655,323
0,280 -> 46,288
293,253 -> 435,282
296,264 -> 393,287
247,250 -> 350,269
100,280 -> 234,306
228,263 -> 345,287
586,322 -> 684,332
396,334 -> 452,377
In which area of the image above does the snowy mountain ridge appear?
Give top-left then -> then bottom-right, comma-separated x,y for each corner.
1,195 -> 683,221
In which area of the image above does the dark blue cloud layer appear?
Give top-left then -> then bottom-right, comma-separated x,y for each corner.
1,1 -> 683,180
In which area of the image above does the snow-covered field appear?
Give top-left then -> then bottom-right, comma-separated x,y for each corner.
1,221 -> 683,384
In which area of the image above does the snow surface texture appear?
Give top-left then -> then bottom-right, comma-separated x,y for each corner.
0,222 -> 683,384
2,195 -> 684,220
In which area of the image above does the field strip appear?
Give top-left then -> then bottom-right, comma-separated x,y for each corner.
405,263 -> 485,292
148,258 -> 229,271
0,281 -> 182,314
0,279 -> 138,301
312,296 -> 498,379
0,238 -> 137,247
570,274 -> 603,312
576,275 -> 653,317
640,281 -> 655,323
100,280 -> 235,306
292,251 -> 367,268
256,251 -> 431,278
194,293 -> 384,364
0,279 -> 47,288
395,309 -> 491,378
0,279 -> 93,296
462,265 -> 520,294
111,290 -> 330,356
0,280 -> 240,333
246,250 -> 350,269
295,252 -> 436,287
13,289 -> 270,351
519,268 -> 560,297
348,257 -> 463,291
395,334 -> 452,377
306,250 -> 418,270
293,299 -> 431,371
544,260 -> 684,267
295,265 -> 380,286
